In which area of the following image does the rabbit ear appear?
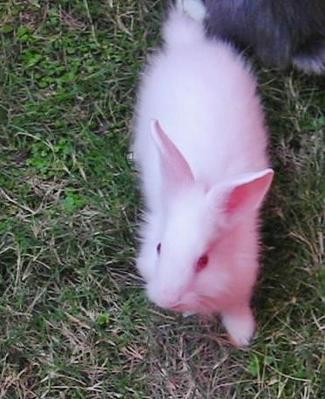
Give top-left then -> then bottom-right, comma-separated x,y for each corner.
209,169 -> 274,217
150,119 -> 194,190
225,169 -> 274,216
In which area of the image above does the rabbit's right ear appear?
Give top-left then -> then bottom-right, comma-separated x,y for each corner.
150,119 -> 194,191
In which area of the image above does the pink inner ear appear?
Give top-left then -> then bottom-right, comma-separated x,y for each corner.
151,119 -> 194,188
226,183 -> 252,214
225,170 -> 274,215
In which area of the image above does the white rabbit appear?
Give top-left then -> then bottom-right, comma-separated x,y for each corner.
132,4 -> 274,347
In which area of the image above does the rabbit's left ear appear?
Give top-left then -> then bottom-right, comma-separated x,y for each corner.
150,119 -> 194,192
208,169 -> 274,217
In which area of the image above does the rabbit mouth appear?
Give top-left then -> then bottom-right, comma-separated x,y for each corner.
169,295 -> 216,313
199,295 -> 214,306
170,303 -> 187,312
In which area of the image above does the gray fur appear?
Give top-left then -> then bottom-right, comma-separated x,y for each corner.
203,0 -> 325,73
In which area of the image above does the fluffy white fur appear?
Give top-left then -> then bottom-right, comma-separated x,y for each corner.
132,5 -> 274,347
176,0 -> 206,22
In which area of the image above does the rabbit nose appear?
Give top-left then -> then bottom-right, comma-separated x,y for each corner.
156,292 -> 181,308
148,286 -> 182,309
157,298 -> 182,310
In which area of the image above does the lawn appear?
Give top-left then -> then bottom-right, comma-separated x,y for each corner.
0,1 -> 324,398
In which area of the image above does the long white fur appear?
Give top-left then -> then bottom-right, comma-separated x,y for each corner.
176,0 -> 206,22
133,4 -> 273,346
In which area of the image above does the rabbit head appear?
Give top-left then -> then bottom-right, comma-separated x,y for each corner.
137,120 -> 274,314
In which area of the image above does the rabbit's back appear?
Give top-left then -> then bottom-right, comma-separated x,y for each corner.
134,10 -> 269,207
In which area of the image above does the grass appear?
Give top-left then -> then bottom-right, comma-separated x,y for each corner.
0,1 -> 323,398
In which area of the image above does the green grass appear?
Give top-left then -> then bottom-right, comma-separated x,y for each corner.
0,1 -> 323,398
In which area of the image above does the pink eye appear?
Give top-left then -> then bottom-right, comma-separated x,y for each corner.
156,243 -> 161,254
196,254 -> 209,272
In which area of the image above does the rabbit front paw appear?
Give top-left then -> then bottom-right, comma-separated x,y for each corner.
221,306 -> 256,347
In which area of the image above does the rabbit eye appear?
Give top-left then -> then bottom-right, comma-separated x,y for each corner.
196,254 -> 209,272
156,242 -> 161,254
